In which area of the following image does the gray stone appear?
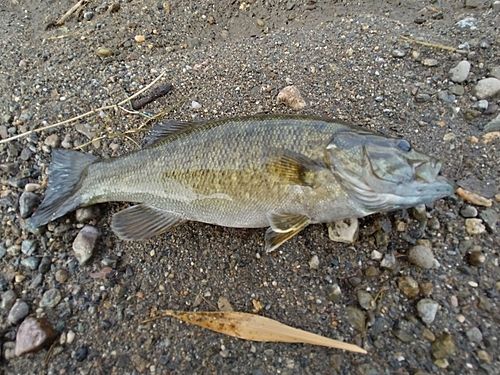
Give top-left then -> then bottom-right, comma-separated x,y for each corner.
460,205 -> 478,218
44,134 -> 60,148
8,300 -> 30,324
19,192 -> 40,219
479,208 -> 498,232
455,17 -> 477,29
75,207 -> 100,223
415,93 -> 431,103
449,61 -> 470,83
417,298 -> 439,324
475,78 -> 500,99
357,290 -> 373,310
472,100 -> 489,111
1,290 -> 17,311
20,147 -> 32,161
83,11 -> 94,21
73,225 -> 101,264
380,251 -> 397,270
484,114 -> 500,132
408,245 -> 435,269
466,327 -> 483,343
0,244 -> 6,259
449,85 -> 465,96
39,289 -> 62,309
21,256 -> 41,270
438,91 -> 456,103
489,65 -> 500,80
21,239 -> 37,256
38,256 -> 52,274
392,49 -> 406,58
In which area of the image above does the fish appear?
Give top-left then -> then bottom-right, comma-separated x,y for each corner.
27,114 -> 456,252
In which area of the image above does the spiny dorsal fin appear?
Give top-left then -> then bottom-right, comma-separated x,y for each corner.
111,204 -> 186,240
142,120 -> 205,148
266,148 -> 324,187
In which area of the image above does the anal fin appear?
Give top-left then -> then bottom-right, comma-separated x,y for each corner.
265,213 -> 310,253
111,204 -> 186,240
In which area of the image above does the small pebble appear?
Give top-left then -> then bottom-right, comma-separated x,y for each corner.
309,255 -> 320,270
468,251 -> 486,267
19,192 -> 40,219
431,333 -> 457,359
410,204 -> 427,222
346,306 -> 366,334
327,218 -> 358,243
83,11 -> 94,21
417,298 -> 439,324
21,256 -> 40,270
191,100 -> 202,110
357,290 -> 373,310
15,317 -> 57,356
21,239 -> 37,255
422,58 -> 438,67
472,100 -> 489,112
39,288 -> 62,309
370,250 -> 383,261
44,134 -> 60,148
24,183 -> 41,192
460,205 -> 477,218
456,188 -> 492,207
466,327 -> 483,343
75,206 -> 100,223
465,218 -> 486,235
398,276 -> 420,298
277,85 -> 306,110
455,17 -> 477,29
474,78 -> 500,100
408,245 -> 435,269
96,48 -> 114,57
484,114 -> 500,132
72,225 -> 101,264
392,49 -> 406,58
135,35 -> 146,43
448,60 -> 470,83
380,251 -> 397,270
325,283 -> 342,303
419,281 -> 434,296
479,208 -> 498,232
67,330 -> 76,344
8,300 -> 30,324
55,269 -> 69,283
1,290 -> 17,311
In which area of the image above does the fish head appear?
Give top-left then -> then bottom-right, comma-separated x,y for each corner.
325,128 -> 456,213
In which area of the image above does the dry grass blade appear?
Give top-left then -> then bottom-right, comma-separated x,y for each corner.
161,310 -> 367,354
399,36 -> 463,53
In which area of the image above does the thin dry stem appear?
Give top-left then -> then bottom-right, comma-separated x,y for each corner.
399,36 -> 460,52
0,70 -> 168,145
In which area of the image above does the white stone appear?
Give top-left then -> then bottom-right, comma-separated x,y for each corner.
475,78 -> 500,99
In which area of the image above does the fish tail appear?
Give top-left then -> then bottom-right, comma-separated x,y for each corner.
27,149 -> 97,228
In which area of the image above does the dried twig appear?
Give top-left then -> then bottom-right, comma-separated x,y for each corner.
47,0 -> 88,29
399,36 -> 463,53
0,70 -> 168,145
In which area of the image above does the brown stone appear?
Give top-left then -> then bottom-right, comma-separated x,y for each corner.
15,317 -> 57,356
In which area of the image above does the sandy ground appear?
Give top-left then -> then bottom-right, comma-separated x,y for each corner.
1,1 -> 499,374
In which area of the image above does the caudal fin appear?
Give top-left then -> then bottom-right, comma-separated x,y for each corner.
27,149 -> 97,228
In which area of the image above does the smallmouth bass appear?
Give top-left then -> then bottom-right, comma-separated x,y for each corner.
28,114 -> 455,252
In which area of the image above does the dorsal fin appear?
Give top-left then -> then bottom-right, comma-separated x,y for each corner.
142,120 -> 204,147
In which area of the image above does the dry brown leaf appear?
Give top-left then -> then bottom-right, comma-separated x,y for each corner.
163,310 -> 367,354
456,188 -> 492,207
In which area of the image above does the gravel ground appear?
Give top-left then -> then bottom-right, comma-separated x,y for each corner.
1,0 -> 499,374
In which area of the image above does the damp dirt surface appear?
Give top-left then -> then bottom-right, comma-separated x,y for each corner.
1,1 -> 499,374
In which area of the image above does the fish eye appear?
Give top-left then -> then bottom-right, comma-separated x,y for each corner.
397,139 -> 411,152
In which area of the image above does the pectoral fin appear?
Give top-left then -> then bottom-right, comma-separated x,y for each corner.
266,148 -> 323,187
111,204 -> 186,240
265,212 -> 310,253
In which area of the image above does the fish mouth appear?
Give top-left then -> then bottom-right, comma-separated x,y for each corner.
413,158 -> 457,192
